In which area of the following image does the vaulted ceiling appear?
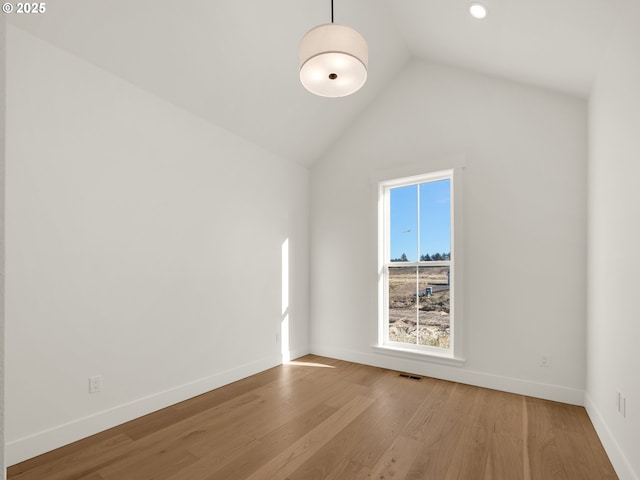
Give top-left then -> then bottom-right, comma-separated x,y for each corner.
8,0 -> 625,166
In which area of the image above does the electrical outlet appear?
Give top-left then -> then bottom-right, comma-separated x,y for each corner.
89,375 -> 102,394
539,354 -> 551,367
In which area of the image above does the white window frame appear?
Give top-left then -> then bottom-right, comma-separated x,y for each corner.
374,167 -> 465,365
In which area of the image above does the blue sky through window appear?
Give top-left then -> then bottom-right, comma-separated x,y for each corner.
390,179 -> 450,261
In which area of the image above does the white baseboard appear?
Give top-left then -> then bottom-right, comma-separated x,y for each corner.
6,354 -> 283,466
287,347 -> 311,361
584,393 -> 639,480
310,344 -> 585,406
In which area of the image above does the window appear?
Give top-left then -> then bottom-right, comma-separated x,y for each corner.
378,169 -> 461,360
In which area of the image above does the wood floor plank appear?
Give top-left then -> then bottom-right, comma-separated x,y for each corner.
482,391 -> 525,480
550,400 -> 617,478
528,397 -> 617,480
401,378 -> 458,442
8,355 -> 619,480
190,403 -> 339,480
163,429 -> 260,480
97,446 -> 198,480
243,395 -> 374,480
443,387 -> 500,479
7,434 -> 133,480
342,363 -> 390,387
527,397 -> 570,480
166,358 -> 368,478
404,382 -> 478,479
77,474 -> 104,480
368,435 -> 424,480
323,460 -> 371,480
336,375 -> 438,470
182,364 -> 371,460
286,372 -> 432,480
576,412 -> 619,478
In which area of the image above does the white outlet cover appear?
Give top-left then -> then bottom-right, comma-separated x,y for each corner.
89,375 -> 102,394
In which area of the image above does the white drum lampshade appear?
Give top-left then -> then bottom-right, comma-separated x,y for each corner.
299,23 -> 368,97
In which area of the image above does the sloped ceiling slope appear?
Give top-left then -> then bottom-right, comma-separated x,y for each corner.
8,0 -> 624,166
389,0 -> 624,98
8,0 -> 410,166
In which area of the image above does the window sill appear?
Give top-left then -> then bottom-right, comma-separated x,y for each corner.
373,345 -> 466,367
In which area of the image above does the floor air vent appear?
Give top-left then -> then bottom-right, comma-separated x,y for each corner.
399,373 -> 422,381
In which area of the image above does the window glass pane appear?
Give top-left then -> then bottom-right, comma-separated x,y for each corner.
419,179 -> 451,261
390,185 -> 417,262
417,265 -> 450,348
388,266 -> 417,344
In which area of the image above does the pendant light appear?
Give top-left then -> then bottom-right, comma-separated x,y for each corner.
299,0 -> 368,97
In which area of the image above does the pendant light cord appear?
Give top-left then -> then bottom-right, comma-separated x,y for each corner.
331,0 -> 334,23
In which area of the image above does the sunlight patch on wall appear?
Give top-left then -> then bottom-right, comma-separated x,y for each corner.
281,239 -> 290,362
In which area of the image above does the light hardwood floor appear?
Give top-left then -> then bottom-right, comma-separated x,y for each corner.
8,355 -> 617,480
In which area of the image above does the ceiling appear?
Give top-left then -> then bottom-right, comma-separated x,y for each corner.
8,0 -> 626,166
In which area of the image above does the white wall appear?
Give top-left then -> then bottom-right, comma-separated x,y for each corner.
310,60 -> 588,404
586,1 -> 640,478
5,26 -> 309,465
0,14 -> 6,480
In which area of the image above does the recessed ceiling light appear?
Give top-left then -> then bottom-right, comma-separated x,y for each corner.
469,2 -> 488,19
